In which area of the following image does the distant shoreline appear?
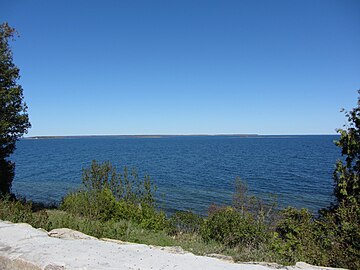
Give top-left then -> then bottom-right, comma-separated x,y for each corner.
25,134 -> 259,139
23,134 -> 338,140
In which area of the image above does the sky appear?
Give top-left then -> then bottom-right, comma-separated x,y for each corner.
1,0 -> 360,136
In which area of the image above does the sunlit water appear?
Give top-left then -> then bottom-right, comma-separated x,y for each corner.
11,135 -> 340,215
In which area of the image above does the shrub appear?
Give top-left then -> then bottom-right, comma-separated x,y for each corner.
317,202 -> 360,269
233,177 -> 278,226
61,188 -> 116,222
271,207 -> 328,266
138,206 -> 168,231
317,90 -> 360,270
82,160 -> 156,207
0,195 -> 50,229
168,211 -> 204,235
61,160 -> 167,231
201,206 -> 267,248
0,195 -> 33,223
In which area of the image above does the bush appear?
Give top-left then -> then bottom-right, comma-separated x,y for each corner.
61,188 -> 116,222
82,160 -> 155,207
47,210 -> 129,239
61,160 -> 167,231
316,91 -> 360,270
168,211 -> 204,235
318,203 -> 360,269
232,177 -> 278,226
0,195 -> 50,229
271,207 -> 329,266
138,206 -> 168,231
201,206 -> 267,248
0,195 -> 32,223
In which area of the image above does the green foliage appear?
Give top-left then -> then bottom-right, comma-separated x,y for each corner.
201,206 -> 267,248
271,207 -> 327,266
266,90 -> 360,269
82,160 -> 156,206
61,160 -> 166,231
318,202 -> 360,269
314,89 -> 360,269
200,179 -> 281,261
232,177 -> 278,225
168,211 -> 204,235
333,90 -> 360,206
0,22 -> 31,195
61,188 -> 116,222
44,209 -> 172,245
47,210 -> 128,239
0,196 -> 49,229
333,203 -> 360,269
275,208 -> 313,246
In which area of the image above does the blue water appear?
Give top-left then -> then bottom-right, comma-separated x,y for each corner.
11,135 -> 340,214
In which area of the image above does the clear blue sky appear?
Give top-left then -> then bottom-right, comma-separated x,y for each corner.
2,0 -> 360,136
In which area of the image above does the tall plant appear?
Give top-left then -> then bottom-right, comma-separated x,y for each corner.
333,90 -> 360,206
319,90 -> 360,269
0,23 -> 31,195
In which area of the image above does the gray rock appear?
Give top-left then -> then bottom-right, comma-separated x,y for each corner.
206,253 -> 234,263
48,228 -> 97,240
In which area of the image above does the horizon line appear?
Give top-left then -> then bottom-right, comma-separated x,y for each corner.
23,133 -> 339,139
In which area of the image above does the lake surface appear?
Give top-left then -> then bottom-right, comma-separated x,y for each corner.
11,135 -> 340,215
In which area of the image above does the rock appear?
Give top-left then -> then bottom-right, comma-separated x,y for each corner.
37,228 -> 48,233
44,264 -> 65,270
159,246 -> 187,254
293,262 -> 348,270
0,256 -> 42,270
206,253 -> 234,263
100,237 -> 134,245
246,262 -> 284,269
48,228 -> 97,240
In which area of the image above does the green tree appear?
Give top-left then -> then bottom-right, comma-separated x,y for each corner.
317,90 -> 360,269
333,90 -> 360,206
0,22 -> 31,195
